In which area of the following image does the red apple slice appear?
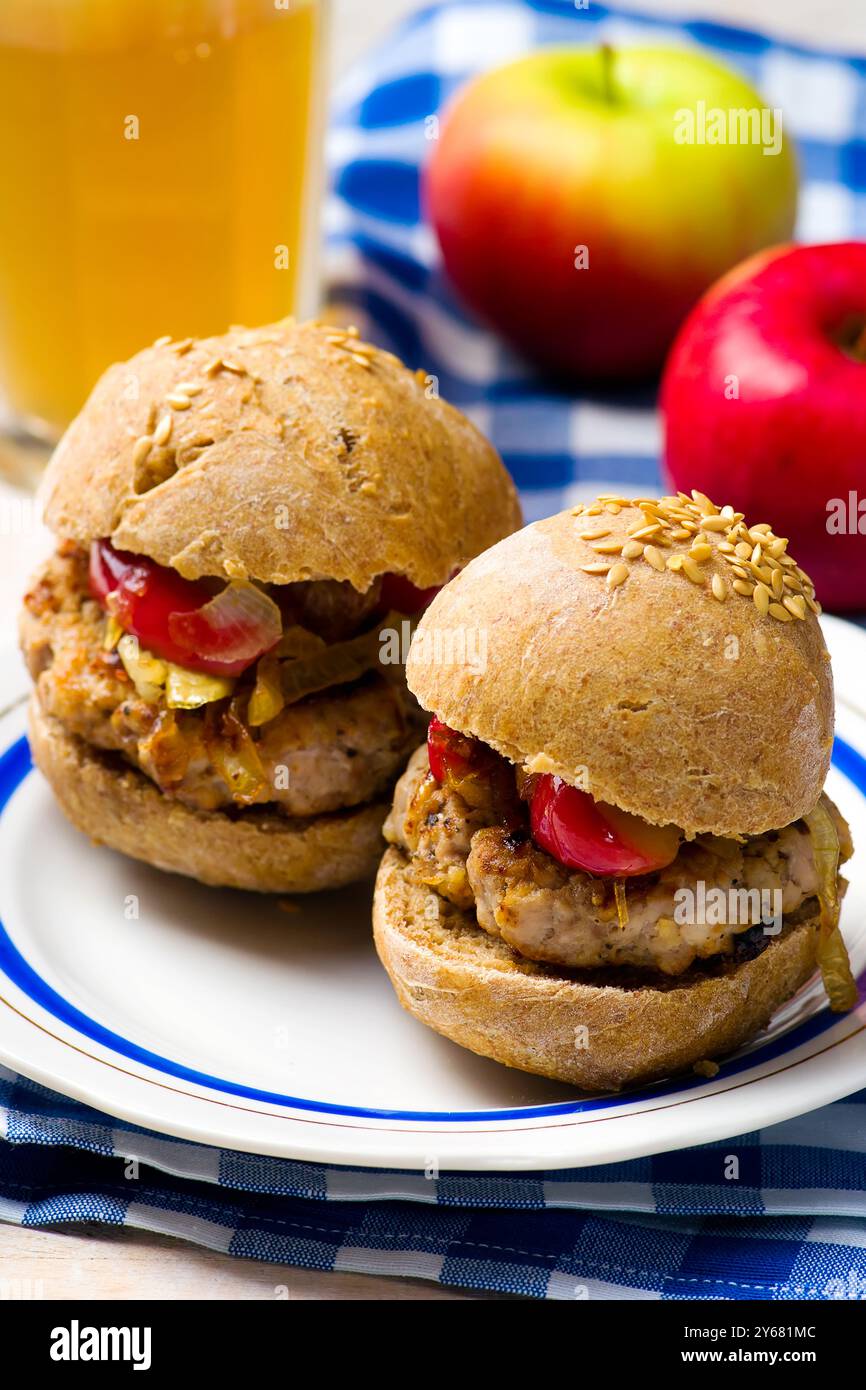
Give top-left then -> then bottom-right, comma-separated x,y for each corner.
529,775 -> 681,876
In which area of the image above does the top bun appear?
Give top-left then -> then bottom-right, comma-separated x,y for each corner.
41,319 -> 521,590
406,493 -> 834,838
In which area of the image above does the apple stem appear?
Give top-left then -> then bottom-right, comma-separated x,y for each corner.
600,43 -> 617,103
853,323 -> 866,361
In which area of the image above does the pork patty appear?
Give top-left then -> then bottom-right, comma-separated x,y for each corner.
385,745 -> 852,975
22,548 -> 422,818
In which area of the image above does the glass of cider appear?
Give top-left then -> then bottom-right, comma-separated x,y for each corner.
0,0 -> 329,456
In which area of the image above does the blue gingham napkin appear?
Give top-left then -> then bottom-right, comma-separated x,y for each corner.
3,0 -> 866,1300
5,1064 -> 866,1299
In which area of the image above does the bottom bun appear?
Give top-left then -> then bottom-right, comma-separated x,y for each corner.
373,846 -> 821,1091
29,700 -> 387,893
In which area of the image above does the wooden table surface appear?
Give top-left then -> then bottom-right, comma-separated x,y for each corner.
0,1225 -> 501,1301
1,0 -> 865,1304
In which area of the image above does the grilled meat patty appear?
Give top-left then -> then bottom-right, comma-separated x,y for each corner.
385,745 -> 852,975
22,547 -> 422,818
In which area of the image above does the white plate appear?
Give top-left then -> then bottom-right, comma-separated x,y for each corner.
0,618 -> 865,1171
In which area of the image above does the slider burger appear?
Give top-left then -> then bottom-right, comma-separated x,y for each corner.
374,492 -> 856,1090
21,320 -> 521,892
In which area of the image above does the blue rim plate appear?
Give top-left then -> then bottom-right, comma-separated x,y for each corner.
0,616 -> 864,1170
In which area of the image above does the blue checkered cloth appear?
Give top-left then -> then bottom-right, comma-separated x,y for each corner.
5,1065 -> 866,1299
3,0 -> 866,1300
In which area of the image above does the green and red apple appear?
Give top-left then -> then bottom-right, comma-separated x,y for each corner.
426,46 -> 798,380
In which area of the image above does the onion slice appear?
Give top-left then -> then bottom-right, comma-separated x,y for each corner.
804,795 -> 858,1013
167,581 -> 282,670
277,610 -> 402,706
248,654 -> 285,728
204,706 -> 268,806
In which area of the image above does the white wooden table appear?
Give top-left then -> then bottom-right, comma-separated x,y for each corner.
0,0 -> 863,1303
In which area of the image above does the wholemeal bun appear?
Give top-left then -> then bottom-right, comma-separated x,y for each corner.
29,700 -> 387,893
373,846 -> 822,1091
406,498 -> 833,837
40,318 -> 521,589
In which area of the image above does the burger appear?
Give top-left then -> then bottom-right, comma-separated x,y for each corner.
374,491 -> 856,1091
21,319 -> 521,892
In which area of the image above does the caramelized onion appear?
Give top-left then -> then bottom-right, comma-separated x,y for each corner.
248,654 -> 285,728
804,795 -> 858,1013
117,634 -> 167,703
204,707 -> 268,806
165,665 -> 235,710
275,625 -> 327,661
142,710 -> 192,788
277,611 -> 400,706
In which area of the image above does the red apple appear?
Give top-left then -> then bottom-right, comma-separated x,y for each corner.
425,46 -> 797,381
662,242 -> 866,611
